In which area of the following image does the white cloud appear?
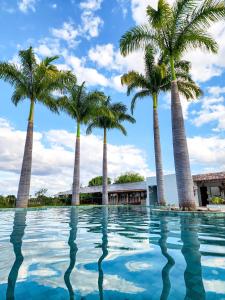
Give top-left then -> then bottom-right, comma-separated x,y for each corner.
51,3 -> 57,9
188,136 -> 225,170
88,43 -> 145,74
131,0 -> 152,24
80,11 -> 103,38
80,0 -> 103,11
18,0 -> 37,13
0,118 -> 151,195
34,40 -> 123,90
191,92 -> 225,131
51,22 -> 79,48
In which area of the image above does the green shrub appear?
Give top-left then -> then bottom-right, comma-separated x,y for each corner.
115,172 -> 144,184
88,176 -> 111,186
211,196 -> 225,205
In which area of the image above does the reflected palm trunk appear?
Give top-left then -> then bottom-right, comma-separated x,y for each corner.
98,207 -> 109,300
180,216 -> 205,300
159,216 -> 175,300
6,210 -> 27,300
64,207 -> 78,300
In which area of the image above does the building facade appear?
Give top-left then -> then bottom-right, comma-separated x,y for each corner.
56,172 -> 225,207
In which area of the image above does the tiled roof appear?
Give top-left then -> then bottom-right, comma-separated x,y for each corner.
193,172 -> 225,182
56,181 -> 147,196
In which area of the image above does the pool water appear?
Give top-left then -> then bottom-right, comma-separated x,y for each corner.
0,207 -> 225,300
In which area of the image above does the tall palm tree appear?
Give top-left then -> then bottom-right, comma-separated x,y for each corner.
0,47 -> 73,208
120,0 -> 225,209
58,82 -> 105,206
121,47 -> 202,206
86,97 -> 135,205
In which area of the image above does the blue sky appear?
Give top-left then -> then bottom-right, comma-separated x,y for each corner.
1,0 -> 225,195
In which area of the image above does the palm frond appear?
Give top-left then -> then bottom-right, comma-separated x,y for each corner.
120,25 -> 157,56
147,0 -> 173,28
131,90 -> 151,114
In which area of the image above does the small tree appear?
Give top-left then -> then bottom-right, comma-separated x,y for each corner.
115,172 -> 144,184
88,176 -> 112,187
35,188 -> 48,198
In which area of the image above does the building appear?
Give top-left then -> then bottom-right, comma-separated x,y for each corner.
147,172 -> 225,207
56,172 -> 225,207
193,172 -> 225,206
56,181 -> 147,205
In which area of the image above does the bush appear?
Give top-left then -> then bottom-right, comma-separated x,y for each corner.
211,196 -> 225,205
0,195 -> 16,208
114,172 -> 144,184
88,176 -> 111,186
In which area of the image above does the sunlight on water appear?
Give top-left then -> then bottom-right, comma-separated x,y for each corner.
0,207 -> 225,300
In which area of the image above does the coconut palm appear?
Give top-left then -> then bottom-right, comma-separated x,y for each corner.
121,47 -> 202,206
86,97 -> 135,205
120,0 -> 225,209
58,82 -> 106,206
0,47 -> 74,208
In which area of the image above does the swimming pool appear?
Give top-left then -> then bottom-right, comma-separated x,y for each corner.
0,206 -> 225,299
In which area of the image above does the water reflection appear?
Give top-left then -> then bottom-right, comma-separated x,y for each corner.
64,207 -> 78,300
159,216 -> 175,300
1,208 -> 225,299
98,207 -> 108,300
180,216 -> 206,300
6,210 -> 27,300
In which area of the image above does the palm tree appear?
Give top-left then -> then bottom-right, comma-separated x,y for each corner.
58,82 -> 105,205
120,0 -> 225,209
0,47 -> 73,208
86,97 -> 135,205
121,47 -> 202,206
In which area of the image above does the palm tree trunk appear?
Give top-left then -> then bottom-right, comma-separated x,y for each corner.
153,94 -> 166,206
16,100 -> 34,208
72,122 -> 80,206
170,57 -> 196,209
102,128 -> 108,205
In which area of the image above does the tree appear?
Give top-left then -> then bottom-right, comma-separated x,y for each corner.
120,0 -> 225,209
35,188 -> 48,198
114,172 -> 144,184
58,82 -> 106,205
121,47 -> 202,206
0,47 -> 74,208
88,176 -> 112,187
87,97 -> 135,205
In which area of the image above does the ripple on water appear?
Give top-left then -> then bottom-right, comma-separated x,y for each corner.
0,206 -> 225,300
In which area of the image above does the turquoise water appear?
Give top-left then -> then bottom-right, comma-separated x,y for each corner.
0,207 -> 225,300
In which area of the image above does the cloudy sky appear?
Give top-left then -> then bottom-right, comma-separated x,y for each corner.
0,0 -> 225,196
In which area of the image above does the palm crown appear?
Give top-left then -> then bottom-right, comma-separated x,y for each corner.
0,47 -> 74,114
121,47 -> 202,113
58,81 -> 106,125
120,0 -> 225,76
86,96 -> 135,136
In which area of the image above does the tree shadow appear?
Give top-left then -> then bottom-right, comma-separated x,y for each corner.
6,210 -> 27,300
98,207 -> 109,300
64,207 -> 78,300
180,216 -> 206,300
159,216 -> 175,300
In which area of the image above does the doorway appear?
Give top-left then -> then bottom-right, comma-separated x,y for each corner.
149,186 -> 158,206
200,186 -> 208,206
